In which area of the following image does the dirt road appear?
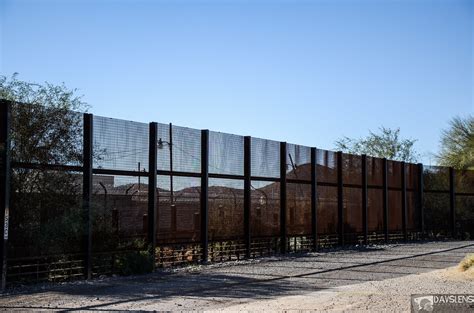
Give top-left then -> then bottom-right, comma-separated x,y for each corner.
1,241 -> 472,311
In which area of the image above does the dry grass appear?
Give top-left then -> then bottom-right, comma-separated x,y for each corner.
440,255 -> 474,281
458,254 -> 474,273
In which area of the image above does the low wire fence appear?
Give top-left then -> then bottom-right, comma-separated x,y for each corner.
0,99 -> 473,287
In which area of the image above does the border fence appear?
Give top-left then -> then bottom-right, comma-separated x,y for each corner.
0,99 -> 473,288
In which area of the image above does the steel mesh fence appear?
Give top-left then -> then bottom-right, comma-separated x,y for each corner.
92,175 -> 148,249
366,156 -> 384,235
9,171 -> 84,259
406,163 -> 419,190
7,102 -> 86,283
343,187 -> 362,234
316,149 -> 337,183
341,153 -> 363,242
172,125 -> 201,173
157,176 -> 201,244
424,166 -> 450,191
8,168 -> 84,283
317,185 -> 338,235
91,175 -> 148,276
454,169 -> 474,238
455,169 -> 474,193
368,189 -> 383,232
287,183 -> 311,235
406,164 -> 420,232
424,193 -> 450,235
286,144 -> 311,181
423,166 -> 450,236
251,180 -> 280,238
367,156 -> 383,186
10,102 -> 84,166
406,191 -> 419,230
3,100 -> 474,286
209,132 -> 244,176
93,116 -> 149,172
156,176 -> 202,267
157,123 -> 171,171
388,190 -> 402,231
342,153 -> 362,186
387,160 -> 402,188
456,195 -> 474,238
251,137 -> 280,178
208,178 -> 244,240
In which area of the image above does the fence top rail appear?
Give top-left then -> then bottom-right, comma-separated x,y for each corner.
3,99 -> 472,173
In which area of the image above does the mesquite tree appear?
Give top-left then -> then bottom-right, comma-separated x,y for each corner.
1,74 -> 87,256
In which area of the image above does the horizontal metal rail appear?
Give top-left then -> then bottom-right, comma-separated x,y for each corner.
10,162 -> 456,196
11,162 -> 83,172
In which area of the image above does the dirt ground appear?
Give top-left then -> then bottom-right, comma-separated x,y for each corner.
0,240 -> 472,312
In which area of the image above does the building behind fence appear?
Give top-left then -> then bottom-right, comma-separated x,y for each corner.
0,99 -> 473,287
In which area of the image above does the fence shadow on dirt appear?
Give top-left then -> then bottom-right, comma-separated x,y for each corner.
0,241 -> 471,312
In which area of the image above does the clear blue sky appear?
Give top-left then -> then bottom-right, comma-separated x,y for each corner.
1,0 -> 473,164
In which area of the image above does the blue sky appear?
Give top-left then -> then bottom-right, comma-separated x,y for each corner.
1,0 -> 473,164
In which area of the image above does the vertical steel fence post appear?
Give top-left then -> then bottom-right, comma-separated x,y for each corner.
311,147 -> 318,251
244,136 -> 251,258
280,142 -> 287,254
337,151 -> 344,246
417,163 -> 424,236
401,162 -> 407,241
83,113 -> 93,280
169,123 -> 174,205
449,167 -> 456,238
361,154 -> 368,245
382,158 -> 389,243
148,122 -> 157,266
0,100 -> 11,291
201,130 -> 209,262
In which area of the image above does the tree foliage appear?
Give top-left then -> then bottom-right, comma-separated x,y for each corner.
1,74 -> 88,256
437,115 -> 474,170
335,127 -> 418,162
1,73 -> 87,165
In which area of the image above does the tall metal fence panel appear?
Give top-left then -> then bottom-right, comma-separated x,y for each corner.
1,99 -> 473,287
423,166 -> 451,236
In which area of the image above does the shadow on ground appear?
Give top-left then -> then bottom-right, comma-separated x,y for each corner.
0,241 -> 472,312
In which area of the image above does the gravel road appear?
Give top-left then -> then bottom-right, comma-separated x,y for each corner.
0,240 -> 472,312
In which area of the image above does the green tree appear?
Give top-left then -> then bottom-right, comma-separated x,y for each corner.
437,115 -> 474,170
1,73 -> 88,257
437,115 -> 474,239
1,73 -> 87,164
335,127 -> 418,162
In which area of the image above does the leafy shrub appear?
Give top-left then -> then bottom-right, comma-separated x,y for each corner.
115,250 -> 154,276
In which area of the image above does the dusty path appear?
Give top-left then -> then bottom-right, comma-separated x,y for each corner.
0,241 -> 472,312
224,266 -> 474,311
